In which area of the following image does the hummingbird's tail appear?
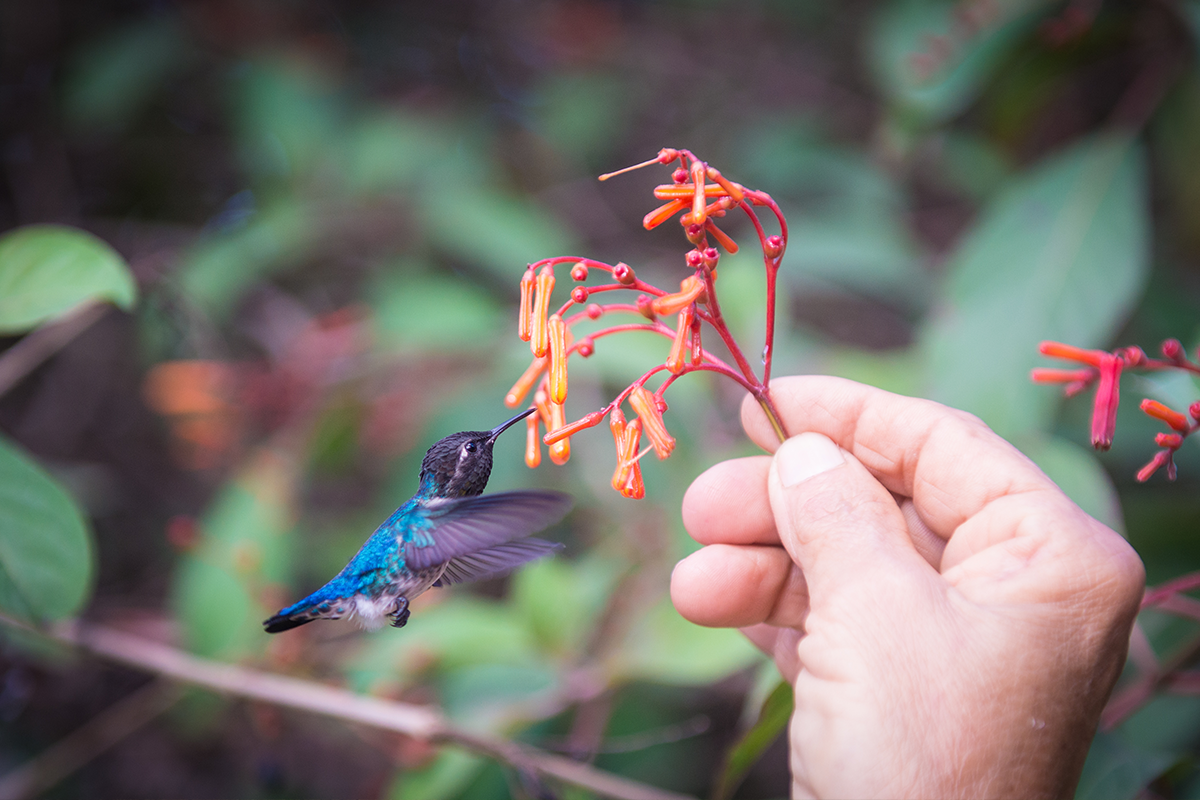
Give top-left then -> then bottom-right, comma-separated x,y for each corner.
263,581 -> 352,634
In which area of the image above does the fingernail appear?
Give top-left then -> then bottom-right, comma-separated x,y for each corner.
775,433 -> 845,487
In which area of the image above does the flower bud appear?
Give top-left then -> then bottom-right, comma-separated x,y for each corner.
706,166 -> 745,203
517,269 -> 535,342
629,386 -> 675,459
1191,401 -> 1200,422
572,286 -> 589,304
685,223 -> 704,245
764,235 -> 784,260
571,262 -> 589,281
613,262 -> 636,285
651,275 -> 706,316
1137,450 -> 1173,482
530,266 -> 555,358
704,220 -> 738,254
525,412 -> 541,468
544,410 -> 604,445
636,294 -> 657,320
1162,338 -> 1185,362
644,198 -> 689,230
586,303 -> 604,320
685,249 -> 704,268
672,167 -> 688,184
703,248 -> 720,271
577,339 -> 595,358
1156,432 -> 1184,448
547,313 -> 568,405
689,161 -> 708,226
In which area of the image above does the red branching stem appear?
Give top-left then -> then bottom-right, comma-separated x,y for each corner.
1143,571 -> 1200,609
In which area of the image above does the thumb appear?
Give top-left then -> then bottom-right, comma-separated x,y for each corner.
768,433 -> 926,598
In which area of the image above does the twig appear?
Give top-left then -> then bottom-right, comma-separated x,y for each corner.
0,681 -> 182,800
12,618 -> 694,800
0,302 -> 108,398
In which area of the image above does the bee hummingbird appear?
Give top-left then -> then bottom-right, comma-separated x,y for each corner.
264,408 -> 571,633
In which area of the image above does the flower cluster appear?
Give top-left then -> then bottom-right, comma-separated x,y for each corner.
505,148 -> 789,497
1033,339 -> 1200,481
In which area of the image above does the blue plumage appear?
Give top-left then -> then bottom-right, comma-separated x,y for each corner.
264,409 -> 571,633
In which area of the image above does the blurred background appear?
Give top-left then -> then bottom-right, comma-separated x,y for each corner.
0,0 -> 1198,798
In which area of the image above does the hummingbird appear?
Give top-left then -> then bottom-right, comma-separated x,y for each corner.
264,408 -> 571,633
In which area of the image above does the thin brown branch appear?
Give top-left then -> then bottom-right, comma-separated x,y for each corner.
0,681 -> 181,800
0,302 -> 107,398
16,618 -> 695,800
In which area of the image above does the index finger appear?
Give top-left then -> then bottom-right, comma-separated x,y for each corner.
741,376 -> 1060,540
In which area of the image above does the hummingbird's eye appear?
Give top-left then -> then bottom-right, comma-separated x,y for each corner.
464,442 -> 477,453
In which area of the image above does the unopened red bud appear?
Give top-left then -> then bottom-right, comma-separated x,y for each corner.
1162,339 -> 1185,362
629,385 -> 675,459
636,294 -> 657,320
685,249 -> 704,268
764,235 -> 784,260
657,148 -> 680,164
518,269 -> 535,342
525,412 -> 541,468
586,303 -> 604,320
571,262 -> 589,281
1141,399 -> 1190,432
613,262 -> 636,285
544,410 -> 604,445
672,167 -> 688,184
703,247 -> 719,270
547,314 -> 568,405
530,266 -> 555,358
572,287 -> 589,304
685,223 -> 704,244
1191,401 -> 1200,421
577,339 -> 594,358
1156,432 -> 1184,448
1122,346 -> 1147,366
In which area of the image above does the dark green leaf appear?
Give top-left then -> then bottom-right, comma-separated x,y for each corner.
0,225 -> 137,333
712,680 -> 792,800
0,435 -> 94,622
922,134 -> 1149,439
1075,730 -> 1172,800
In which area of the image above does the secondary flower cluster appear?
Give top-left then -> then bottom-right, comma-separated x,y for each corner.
505,148 -> 789,498
1034,339 -> 1200,481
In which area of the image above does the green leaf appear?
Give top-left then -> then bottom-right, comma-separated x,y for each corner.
1075,730 -> 1172,800
921,134 -> 1150,438
419,186 -> 577,282
0,435 -> 94,622
388,748 -> 486,800
616,598 -> 762,685
868,0 -> 1044,126
173,452 -> 297,657
712,680 -> 792,800
1017,435 -> 1124,533
0,225 -> 137,333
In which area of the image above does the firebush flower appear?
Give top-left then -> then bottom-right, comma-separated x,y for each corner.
1035,338 -> 1200,481
505,148 -> 789,497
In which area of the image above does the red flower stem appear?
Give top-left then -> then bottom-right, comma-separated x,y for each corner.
567,320 -> 740,376
1143,571 -> 1200,609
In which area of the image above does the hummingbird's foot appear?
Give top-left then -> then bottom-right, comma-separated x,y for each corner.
389,597 -> 411,628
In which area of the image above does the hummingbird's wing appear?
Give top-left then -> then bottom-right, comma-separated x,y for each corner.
433,538 -> 564,586
404,490 -> 571,570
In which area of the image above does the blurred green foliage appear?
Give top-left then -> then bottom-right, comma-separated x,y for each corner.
0,1 -> 1198,798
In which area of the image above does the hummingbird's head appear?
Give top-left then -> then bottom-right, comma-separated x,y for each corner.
419,408 -> 536,497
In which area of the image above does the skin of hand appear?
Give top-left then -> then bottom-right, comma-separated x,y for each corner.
670,376 -> 1145,800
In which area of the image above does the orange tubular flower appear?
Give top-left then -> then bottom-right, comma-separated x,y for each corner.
517,270 -> 535,342
611,414 -> 643,492
666,307 -> 692,375
525,412 -> 542,468
530,266 -> 555,358
706,166 -> 745,204
629,386 -> 675,459
704,219 -> 739,253
1038,341 -> 1105,367
690,161 -> 708,226
1141,399 -> 1191,432
534,389 -> 553,430
653,183 -> 727,200
652,275 -> 706,316
644,198 -> 689,230
619,460 -> 645,499
505,355 -> 548,408
548,400 -> 570,464
547,313 -> 568,405
544,410 -> 604,446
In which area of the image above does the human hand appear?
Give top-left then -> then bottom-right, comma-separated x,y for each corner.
670,376 -> 1144,799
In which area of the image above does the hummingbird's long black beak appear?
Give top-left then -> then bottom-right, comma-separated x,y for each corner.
487,407 -> 537,443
